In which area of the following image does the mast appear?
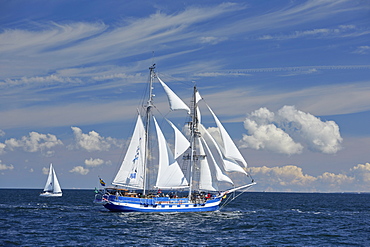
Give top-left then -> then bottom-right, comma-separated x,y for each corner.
143,64 -> 156,195
188,86 -> 198,200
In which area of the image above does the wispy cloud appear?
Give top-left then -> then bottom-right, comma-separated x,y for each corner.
353,46 -> 370,55
258,25 -> 369,40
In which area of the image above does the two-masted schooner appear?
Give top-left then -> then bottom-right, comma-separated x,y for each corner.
94,65 -> 255,212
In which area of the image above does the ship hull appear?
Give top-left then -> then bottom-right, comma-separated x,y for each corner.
97,195 -> 222,212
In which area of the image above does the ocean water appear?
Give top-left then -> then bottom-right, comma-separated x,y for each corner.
0,190 -> 369,246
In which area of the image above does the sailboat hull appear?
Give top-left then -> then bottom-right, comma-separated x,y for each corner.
100,195 -> 222,212
40,192 -> 62,197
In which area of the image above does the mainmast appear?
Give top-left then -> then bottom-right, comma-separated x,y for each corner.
188,86 -> 199,200
143,64 -> 156,195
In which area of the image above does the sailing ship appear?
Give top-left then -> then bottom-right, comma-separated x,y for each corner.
94,64 -> 255,212
40,163 -> 62,197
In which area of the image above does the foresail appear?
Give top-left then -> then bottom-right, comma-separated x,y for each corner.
157,76 -> 191,114
207,104 -> 248,168
52,167 -> 62,193
166,119 -> 190,159
154,117 -> 189,189
112,114 -> 146,189
43,163 -> 54,192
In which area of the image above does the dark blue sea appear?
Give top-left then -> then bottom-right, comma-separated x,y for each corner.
0,190 -> 369,246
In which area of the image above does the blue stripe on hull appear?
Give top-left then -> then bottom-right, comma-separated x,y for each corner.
103,197 -> 222,212
104,203 -> 220,212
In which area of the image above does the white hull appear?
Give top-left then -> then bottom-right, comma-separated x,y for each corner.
40,192 -> 62,197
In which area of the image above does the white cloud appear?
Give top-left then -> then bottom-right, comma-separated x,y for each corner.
3,74 -> 82,87
257,25 -> 365,40
85,158 -> 105,167
277,106 -> 342,154
4,132 -> 63,154
0,143 -> 6,155
42,167 -> 49,175
250,163 -> 370,192
241,106 -> 342,155
350,163 -> 370,183
0,129 -> 5,137
353,46 -> 370,55
242,119 -> 303,155
199,36 -> 227,45
0,160 -> 14,171
71,127 -> 123,152
69,166 -> 89,175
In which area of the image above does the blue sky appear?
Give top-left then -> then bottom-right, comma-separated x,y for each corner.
1,0 -> 369,192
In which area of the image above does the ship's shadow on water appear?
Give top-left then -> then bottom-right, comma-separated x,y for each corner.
1,189 -> 369,246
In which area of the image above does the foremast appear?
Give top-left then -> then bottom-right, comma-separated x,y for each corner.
143,64 -> 156,195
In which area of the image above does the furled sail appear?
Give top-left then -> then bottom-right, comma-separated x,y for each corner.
166,119 -> 190,159
153,117 -> 189,189
157,76 -> 191,114
207,104 -> 248,168
112,114 -> 146,189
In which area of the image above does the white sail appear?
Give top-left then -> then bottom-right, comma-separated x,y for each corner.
154,116 -> 189,189
157,76 -> 191,114
199,135 -> 234,185
197,138 -> 218,191
112,114 -> 146,189
166,119 -> 190,159
43,163 -> 54,192
41,163 -> 62,196
52,166 -> 62,193
199,123 -> 247,175
207,104 -> 248,168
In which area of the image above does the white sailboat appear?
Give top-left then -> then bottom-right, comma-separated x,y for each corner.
40,163 -> 62,197
94,64 -> 255,212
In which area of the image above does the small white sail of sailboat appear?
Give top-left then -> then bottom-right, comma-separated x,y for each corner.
94,64 -> 255,212
40,163 -> 62,197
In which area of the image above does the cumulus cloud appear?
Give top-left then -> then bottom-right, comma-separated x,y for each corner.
4,132 -> 63,154
71,127 -> 123,152
0,143 -> 6,155
241,106 -> 342,155
69,166 -> 89,175
85,158 -> 105,167
42,166 -> 50,175
0,160 -> 14,171
250,162 -> 370,192
350,163 -> 370,183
